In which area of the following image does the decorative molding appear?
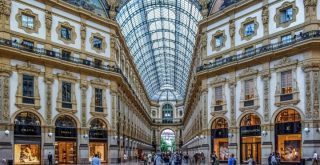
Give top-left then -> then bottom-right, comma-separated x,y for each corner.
238,67 -> 258,79
210,30 -> 226,52
90,32 -> 107,54
199,0 -> 209,18
56,71 -> 78,114
239,17 -> 259,41
80,80 -> 88,127
0,0 -> 11,16
303,62 -> 320,120
274,2 -> 299,28
304,0 -> 318,21
0,65 -> 11,122
15,8 -> 41,34
262,72 -> 270,122
45,74 -> 54,125
15,62 -> 41,110
56,21 -> 77,45
107,0 -> 119,20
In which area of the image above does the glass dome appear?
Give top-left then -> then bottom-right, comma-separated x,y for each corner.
116,0 -> 202,101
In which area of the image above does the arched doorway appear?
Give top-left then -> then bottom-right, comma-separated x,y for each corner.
162,104 -> 173,123
211,118 -> 229,162
240,113 -> 261,164
14,112 -> 41,164
89,118 -> 108,163
160,129 -> 176,152
275,109 -> 301,164
54,115 -> 77,164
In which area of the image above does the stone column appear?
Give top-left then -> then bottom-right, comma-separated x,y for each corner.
0,66 -> 12,163
302,63 -> 320,164
261,72 -> 273,164
228,79 -> 239,163
0,0 -> 11,39
79,80 -> 89,164
109,86 -> 120,164
43,73 -> 55,164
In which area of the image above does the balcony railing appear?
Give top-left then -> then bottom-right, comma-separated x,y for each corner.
197,30 -> 320,73
0,38 -> 149,115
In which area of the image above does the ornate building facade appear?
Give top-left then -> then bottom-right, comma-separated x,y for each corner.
183,0 -> 320,165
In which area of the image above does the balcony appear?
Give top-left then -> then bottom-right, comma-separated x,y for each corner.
153,118 -> 182,125
197,30 -> 320,73
0,37 -> 150,119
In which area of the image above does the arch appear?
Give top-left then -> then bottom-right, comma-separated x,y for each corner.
11,110 -> 45,126
89,118 -> 108,130
271,106 -> 305,124
160,127 -> 176,135
275,109 -> 301,124
87,116 -> 111,129
211,117 -> 228,129
53,114 -> 79,128
240,113 -> 261,126
209,115 -> 231,129
236,111 -> 263,127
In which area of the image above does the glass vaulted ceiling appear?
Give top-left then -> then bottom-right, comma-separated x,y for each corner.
117,0 -> 202,101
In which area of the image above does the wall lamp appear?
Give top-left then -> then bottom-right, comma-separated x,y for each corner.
48,132 -> 53,137
83,134 -> 89,139
317,128 -> 320,133
4,130 -> 9,136
304,127 -> 310,134
261,131 -> 268,136
228,133 -> 233,138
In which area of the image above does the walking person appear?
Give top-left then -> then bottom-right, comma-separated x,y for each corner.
313,151 -> 319,165
268,153 -> 272,165
210,152 -> 217,165
244,155 -> 254,165
228,154 -> 236,165
47,152 -> 53,165
271,153 -> 277,165
147,153 -> 152,165
91,154 -> 101,165
154,151 -> 163,165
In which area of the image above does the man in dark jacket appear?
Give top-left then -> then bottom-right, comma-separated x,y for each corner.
48,152 -> 53,165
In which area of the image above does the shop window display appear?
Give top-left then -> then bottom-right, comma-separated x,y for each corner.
211,118 -> 228,162
275,109 -> 301,163
89,142 -> 107,162
55,141 -> 77,164
14,144 -> 40,164
240,114 -> 261,164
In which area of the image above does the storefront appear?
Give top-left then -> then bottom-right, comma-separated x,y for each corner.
211,118 -> 229,162
14,112 -> 41,165
54,115 -> 77,164
275,109 -> 301,164
89,119 -> 108,163
240,114 -> 261,164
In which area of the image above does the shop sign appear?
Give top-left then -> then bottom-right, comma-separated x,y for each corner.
55,127 -> 76,137
240,125 -> 261,137
14,125 -> 41,135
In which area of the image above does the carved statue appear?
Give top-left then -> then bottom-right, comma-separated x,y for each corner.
262,6 -> 269,25
0,0 -> 11,16
229,20 -> 235,38
304,0 -> 318,20
45,11 -> 52,32
107,0 -> 119,20
80,23 -> 86,42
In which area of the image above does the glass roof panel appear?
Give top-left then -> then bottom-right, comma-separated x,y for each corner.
117,0 -> 202,101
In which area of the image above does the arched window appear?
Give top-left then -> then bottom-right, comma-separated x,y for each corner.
14,112 -> 41,135
162,104 -> 173,123
89,119 -> 108,139
276,109 -> 301,123
55,115 -> 77,137
212,118 -> 228,129
240,113 -> 261,126
55,115 -> 76,128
